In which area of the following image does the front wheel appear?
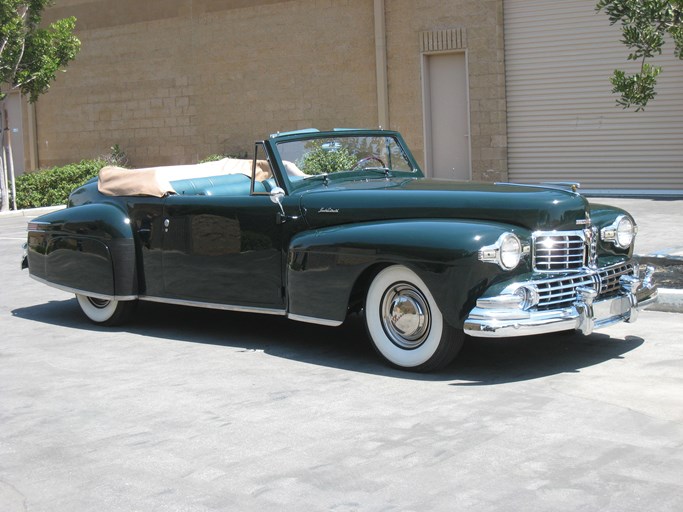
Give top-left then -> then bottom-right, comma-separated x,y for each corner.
364,265 -> 464,372
76,294 -> 137,326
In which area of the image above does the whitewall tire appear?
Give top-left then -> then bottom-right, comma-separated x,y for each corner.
365,265 -> 464,371
76,294 -> 137,326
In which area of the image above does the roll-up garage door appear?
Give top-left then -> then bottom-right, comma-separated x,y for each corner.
504,0 -> 683,193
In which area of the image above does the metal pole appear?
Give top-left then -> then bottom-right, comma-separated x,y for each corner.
6,127 -> 17,210
0,106 -> 8,212
373,0 -> 389,129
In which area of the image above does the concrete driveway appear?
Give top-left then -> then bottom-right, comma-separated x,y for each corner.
1,214 -> 682,512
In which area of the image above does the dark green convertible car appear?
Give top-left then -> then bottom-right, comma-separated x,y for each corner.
23,129 -> 658,371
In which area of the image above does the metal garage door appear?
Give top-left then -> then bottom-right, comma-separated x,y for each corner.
504,0 -> 683,193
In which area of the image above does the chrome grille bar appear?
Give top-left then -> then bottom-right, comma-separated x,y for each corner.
536,274 -> 597,309
533,231 -> 586,272
599,262 -> 635,295
529,261 -> 634,310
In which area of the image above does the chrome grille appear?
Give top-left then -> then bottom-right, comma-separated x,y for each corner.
532,262 -> 636,310
533,231 -> 586,272
536,274 -> 598,310
599,262 -> 635,295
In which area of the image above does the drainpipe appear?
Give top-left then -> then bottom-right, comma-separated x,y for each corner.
28,101 -> 38,171
373,0 -> 389,129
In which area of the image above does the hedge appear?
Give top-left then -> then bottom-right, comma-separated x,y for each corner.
11,147 -> 245,209
13,159 -> 107,209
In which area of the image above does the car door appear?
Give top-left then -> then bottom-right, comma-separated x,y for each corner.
160,194 -> 285,310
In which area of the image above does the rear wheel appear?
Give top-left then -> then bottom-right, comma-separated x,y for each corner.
76,294 -> 137,326
364,265 -> 464,372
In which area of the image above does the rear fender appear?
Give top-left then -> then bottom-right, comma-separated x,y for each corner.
287,220 -> 531,327
26,203 -> 137,299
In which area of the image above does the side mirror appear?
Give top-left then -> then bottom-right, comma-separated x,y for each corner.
269,187 -> 295,224
269,187 -> 286,205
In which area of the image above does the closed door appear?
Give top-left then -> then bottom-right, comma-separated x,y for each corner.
423,52 -> 470,180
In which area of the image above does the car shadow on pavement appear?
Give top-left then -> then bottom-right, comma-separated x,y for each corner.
450,332 -> 643,385
13,298 -> 644,385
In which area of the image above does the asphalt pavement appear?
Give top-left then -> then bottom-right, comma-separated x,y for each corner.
1,201 -> 683,511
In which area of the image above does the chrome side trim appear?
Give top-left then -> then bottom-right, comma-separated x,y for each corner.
138,295 -> 287,316
28,275 -> 138,301
287,313 -> 343,327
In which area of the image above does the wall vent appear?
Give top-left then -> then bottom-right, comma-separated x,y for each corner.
419,28 -> 467,52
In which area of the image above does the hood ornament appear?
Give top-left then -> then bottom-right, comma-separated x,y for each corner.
576,212 -> 591,227
577,212 -> 598,269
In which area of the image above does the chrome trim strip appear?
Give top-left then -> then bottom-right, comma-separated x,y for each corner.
29,275 -> 138,301
287,313 -> 343,327
27,220 -> 52,232
138,295 -> 287,316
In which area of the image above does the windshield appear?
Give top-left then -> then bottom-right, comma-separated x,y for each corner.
275,135 -> 415,185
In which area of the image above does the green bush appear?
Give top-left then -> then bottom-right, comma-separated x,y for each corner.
13,158 -> 108,209
298,143 -> 357,175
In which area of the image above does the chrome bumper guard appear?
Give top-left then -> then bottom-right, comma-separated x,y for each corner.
464,265 -> 658,338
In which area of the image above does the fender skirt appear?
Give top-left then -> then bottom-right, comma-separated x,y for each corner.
26,203 -> 137,299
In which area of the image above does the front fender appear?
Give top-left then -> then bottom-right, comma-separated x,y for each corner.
26,203 -> 137,298
589,203 -> 635,258
286,219 -> 531,327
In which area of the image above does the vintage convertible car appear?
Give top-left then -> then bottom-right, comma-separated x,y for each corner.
23,128 -> 658,371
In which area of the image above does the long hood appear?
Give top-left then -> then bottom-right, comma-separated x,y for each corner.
299,178 -> 590,232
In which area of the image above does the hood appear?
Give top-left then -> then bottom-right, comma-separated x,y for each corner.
299,178 -> 590,232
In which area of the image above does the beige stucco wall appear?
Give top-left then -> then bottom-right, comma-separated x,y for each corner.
35,0 -> 506,180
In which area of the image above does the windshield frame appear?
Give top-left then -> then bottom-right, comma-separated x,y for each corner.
266,129 -> 424,194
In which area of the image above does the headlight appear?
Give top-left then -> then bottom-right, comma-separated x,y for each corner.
478,232 -> 524,270
616,216 -> 635,248
500,234 -> 522,270
601,215 -> 637,249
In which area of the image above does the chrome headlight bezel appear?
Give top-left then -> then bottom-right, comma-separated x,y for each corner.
478,232 -> 525,270
601,215 -> 637,249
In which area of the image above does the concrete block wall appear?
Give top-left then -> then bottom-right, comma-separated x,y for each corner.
36,0 -> 506,180
385,0 -> 508,181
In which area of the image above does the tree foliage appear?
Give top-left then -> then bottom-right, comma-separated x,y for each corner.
1,0 -> 80,102
1,0 -> 80,211
597,0 -> 683,110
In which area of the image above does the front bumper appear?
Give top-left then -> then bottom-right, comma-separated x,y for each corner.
464,264 -> 658,338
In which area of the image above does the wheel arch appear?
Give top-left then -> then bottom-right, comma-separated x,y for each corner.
286,219 -> 521,327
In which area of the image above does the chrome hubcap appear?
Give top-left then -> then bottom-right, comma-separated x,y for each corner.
380,282 -> 431,349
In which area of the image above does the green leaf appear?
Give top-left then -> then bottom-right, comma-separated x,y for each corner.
597,0 -> 683,110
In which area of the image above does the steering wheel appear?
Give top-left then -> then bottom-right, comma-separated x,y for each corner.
353,156 -> 386,170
